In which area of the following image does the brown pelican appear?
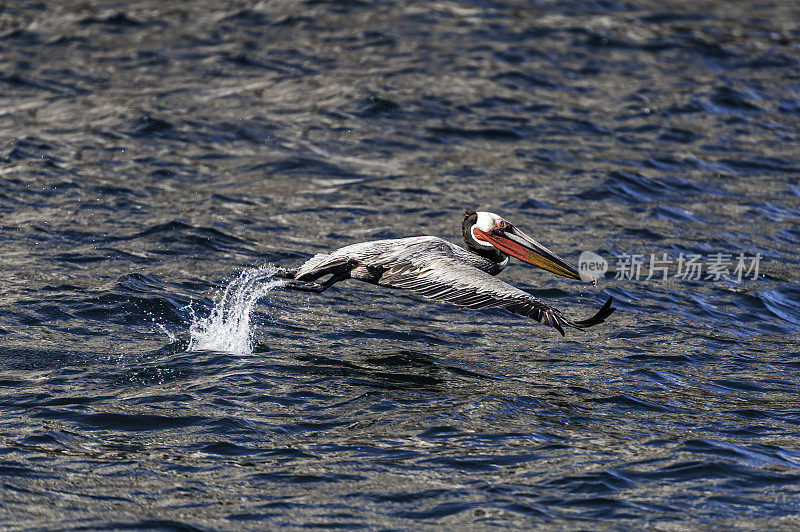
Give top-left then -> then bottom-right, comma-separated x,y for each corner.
276,211 -> 615,335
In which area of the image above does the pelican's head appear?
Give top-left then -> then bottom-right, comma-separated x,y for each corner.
462,210 -> 589,282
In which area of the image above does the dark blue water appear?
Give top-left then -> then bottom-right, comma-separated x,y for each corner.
2,0 -> 800,528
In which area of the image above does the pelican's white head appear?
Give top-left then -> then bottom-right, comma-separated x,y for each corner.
471,212 -> 507,248
461,210 -> 587,281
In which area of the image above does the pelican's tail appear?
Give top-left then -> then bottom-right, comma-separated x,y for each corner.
274,267 -> 298,280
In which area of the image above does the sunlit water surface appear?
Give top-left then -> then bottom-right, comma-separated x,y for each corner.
1,0 -> 799,529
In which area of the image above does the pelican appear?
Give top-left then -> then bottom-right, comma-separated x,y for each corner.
276,211 -> 615,335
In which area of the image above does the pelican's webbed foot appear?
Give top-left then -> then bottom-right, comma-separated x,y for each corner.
280,272 -> 347,294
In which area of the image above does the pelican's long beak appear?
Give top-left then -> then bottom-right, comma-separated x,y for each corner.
477,224 -> 587,282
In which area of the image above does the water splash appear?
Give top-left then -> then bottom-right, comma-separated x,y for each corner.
188,265 -> 286,355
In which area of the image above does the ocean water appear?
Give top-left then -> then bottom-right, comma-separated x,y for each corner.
1,0 -> 799,529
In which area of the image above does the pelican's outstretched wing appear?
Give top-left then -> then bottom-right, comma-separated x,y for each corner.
378,256 -> 615,336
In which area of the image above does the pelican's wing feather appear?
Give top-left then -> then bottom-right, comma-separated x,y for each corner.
379,256 -> 614,335
297,237 -> 454,280
359,237 -> 456,268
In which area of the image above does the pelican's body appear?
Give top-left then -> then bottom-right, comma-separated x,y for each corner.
279,211 -> 615,335
296,236 -> 506,283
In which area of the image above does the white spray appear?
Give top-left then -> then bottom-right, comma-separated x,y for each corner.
188,265 -> 286,355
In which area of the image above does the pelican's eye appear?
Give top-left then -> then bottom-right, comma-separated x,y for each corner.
497,220 -> 509,230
